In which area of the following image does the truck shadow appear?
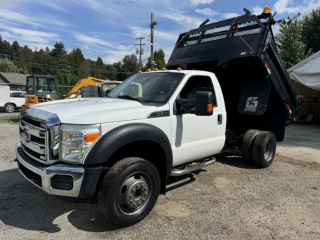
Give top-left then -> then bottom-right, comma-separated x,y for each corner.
0,168 -> 120,233
215,153 -> 260,169
0,167 -> 205,233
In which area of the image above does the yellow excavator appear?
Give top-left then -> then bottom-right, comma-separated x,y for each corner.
22,76 -> 106,109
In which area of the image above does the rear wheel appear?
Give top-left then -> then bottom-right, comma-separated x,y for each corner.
4,103 -> 15,113
253,131 -> 276,168
241,129 -> 260,164
98,157 -> 160,227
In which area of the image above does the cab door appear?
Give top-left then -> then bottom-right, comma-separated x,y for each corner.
169,74 -> 226,166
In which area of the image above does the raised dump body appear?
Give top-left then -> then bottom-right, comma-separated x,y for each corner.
167,9 -> 299,142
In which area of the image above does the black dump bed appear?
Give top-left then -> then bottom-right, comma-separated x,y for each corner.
167,10 -> 299,141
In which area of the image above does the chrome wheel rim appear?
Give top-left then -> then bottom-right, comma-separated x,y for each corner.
264,139 -> 274,162
6,104 -> 14,112
118,172 -> 152,215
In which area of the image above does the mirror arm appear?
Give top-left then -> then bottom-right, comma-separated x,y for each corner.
175,98 -> 195,115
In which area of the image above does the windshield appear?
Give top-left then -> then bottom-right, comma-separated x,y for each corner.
100,82 -> 121,97
36,77 -> 57,93
27,76 -> 57,93
109,72 -> 185,103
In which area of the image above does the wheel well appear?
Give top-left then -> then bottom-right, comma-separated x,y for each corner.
5,102 -> 16,107
105,140 -> 168,194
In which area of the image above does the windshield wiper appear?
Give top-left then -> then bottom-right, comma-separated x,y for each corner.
117,95 -> 142,102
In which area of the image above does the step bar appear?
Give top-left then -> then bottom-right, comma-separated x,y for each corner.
170,157 -> 216,176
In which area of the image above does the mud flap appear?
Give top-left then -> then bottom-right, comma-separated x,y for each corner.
237,81 -> 271,115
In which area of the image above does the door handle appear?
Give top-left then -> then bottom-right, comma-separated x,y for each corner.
218,114 -> 222,125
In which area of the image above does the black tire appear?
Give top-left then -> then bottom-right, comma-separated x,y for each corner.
4,103 -> 15,113
252,131 -> 276,168
98,157 -> 160,227
241,129 -> 260,164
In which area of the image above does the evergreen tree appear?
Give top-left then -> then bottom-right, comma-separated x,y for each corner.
68,47 -> 85,77
154,49 -> 166,69
301,8 -> 320,54
275,14 -> 312,69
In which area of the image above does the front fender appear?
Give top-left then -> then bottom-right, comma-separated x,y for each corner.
84,123 -> 173,177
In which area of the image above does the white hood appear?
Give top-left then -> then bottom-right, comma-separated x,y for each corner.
31,98 -> 159,124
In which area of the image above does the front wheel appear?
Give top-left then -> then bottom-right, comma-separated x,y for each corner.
4,103 -> 15,113
98,157 -> 160,227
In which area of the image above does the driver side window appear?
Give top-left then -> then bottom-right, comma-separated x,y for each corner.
179,76 -> 217,113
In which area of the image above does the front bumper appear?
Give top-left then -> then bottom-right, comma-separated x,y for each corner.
15,142 -> 102,197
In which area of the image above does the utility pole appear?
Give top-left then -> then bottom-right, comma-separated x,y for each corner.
135,37 -> 146,71
150,13 -> 157,71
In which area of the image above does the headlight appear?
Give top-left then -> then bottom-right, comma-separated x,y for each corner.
61,124 -> 101,163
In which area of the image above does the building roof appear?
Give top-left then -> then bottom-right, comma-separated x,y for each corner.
0,72 -> 31,84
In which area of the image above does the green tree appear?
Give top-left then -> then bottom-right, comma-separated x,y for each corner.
68,47 -> 85,77
0,59 -> 22,72
154,49 -> 166,69
122,54 -> 138,73
275,14 -> 312,69
301,8 -> 320,54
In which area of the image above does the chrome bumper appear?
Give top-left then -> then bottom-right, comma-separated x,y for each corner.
15,142 -> 85,197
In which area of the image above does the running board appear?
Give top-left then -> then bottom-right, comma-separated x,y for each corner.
170,157 -> 216,176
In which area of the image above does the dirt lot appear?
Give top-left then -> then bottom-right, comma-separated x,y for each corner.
1,123 -> 320,240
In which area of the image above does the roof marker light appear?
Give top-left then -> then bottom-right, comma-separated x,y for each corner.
262,7 -> 271,14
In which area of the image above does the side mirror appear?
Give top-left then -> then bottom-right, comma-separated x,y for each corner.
195,91 -> 214,116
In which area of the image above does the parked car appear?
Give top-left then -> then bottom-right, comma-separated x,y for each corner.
0,85 -> 26,112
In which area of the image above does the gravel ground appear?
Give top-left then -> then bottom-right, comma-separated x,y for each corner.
1,123 -> 320,240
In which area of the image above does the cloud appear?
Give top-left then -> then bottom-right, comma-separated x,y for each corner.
189,0 -> 215,6
222,13 -> 239,19
33,0 -> 69,12
300,0 -> 320,14
252,6 -> 263,15
274,0 -> 299,14
104,50 -> 136,64
0,10 -> 43,28
0,8 -> 70,29
195,8 -> 218,17
0,28 -> 59,44
158,12 -> 203,30
129,26 -> 178,43
74,34 -> 115,48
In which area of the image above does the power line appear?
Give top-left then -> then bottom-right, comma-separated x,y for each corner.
135,37 -> 146,71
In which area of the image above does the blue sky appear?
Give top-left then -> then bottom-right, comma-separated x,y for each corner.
1,0 -> 319,64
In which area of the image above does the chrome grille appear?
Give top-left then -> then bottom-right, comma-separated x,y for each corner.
19,108 -> 60,165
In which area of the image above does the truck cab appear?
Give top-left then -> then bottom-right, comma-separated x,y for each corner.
16,70 -> 226,226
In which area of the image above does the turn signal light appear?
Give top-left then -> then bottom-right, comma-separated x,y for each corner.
207,104 -> 213,112
262,7 -> 271,14
177,67 -> 182,71
85,132 -> 100,144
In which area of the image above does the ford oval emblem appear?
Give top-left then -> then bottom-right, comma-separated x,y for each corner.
22,129 -> 31,142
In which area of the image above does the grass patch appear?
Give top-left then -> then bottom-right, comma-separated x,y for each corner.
0,118 -> 19,124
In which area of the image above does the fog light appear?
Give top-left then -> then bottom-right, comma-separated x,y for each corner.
51,175 -> 73,190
